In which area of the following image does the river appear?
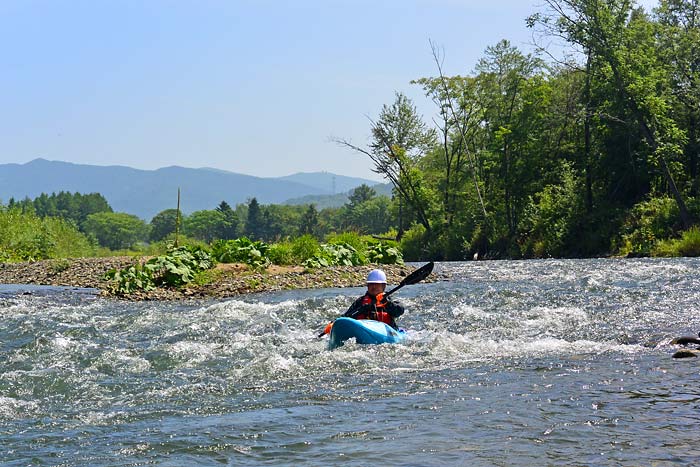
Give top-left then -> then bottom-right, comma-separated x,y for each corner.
2,258 -> 700,466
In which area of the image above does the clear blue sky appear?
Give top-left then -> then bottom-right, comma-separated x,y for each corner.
0,0 -> 658,182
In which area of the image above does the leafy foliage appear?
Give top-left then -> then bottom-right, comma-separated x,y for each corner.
267,242 -> 295,265
83,212 -> 149,250
211,237 -> 271,269
366,242 -> 404,265
0,207 -> 94,262
399,224 -> 428,262
326,232 -> 368,256
290,234 -> 321,262
105,245 -> 215,294
105,263 -> 155,294
298,204 -> 320,236
149,209 -> 180,242
518,164 -> 584,258
303,242 -> 365,268
616,197 -> 680,257
655,226 -> 700,257
184,209 -> 228,243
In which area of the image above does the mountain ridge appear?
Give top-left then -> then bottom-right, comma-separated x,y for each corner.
0,159 -> 384,220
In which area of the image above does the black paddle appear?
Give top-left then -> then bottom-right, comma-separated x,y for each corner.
383,261 -> 435,299
317,262 -> 435,337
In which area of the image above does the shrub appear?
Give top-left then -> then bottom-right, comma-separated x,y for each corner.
676,228 -> 700,256
617,197 -> 679,257
518,164 -> 583,258
0,207 -> 94,261
366,242 -> 403,264
267,241 -> 295,265
326,231 -> 368,251
211,237 -> 270,269
653,226 -> 700,257
303,242 -> 365,268
327,231 -> 374,263
399,224 -> 428,261
105,245 -> 215,294
290,234 -> 320,263
106,263 -> 155,294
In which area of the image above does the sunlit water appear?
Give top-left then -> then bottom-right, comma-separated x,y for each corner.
2,259 -> 700,466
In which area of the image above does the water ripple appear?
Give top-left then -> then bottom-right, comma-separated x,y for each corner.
3,259 -> 700,465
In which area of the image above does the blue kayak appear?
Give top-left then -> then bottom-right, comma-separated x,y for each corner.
328,317 -> 406,350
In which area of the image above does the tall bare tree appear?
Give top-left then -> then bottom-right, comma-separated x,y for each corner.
333,92 -> 436,234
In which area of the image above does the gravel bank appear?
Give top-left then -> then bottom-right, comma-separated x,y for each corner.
0,257 -> 431,300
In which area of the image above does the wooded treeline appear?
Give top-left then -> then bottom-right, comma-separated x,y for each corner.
4,1 -> 699,262
338,0 -> 700,260
2,186 -> 394,255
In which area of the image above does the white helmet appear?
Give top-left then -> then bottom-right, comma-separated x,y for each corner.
366,269 -> 387,284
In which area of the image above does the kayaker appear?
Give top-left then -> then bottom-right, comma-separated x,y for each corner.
343,269 -> 405,329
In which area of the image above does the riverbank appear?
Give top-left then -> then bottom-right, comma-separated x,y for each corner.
0,257 -> 432,300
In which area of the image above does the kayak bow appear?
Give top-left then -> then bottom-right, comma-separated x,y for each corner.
327,317 -> 406,350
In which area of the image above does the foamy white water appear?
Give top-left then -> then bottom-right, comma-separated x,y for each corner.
2,258 -> 700,465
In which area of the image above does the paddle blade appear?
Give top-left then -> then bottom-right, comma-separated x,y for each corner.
385,261 -> 434,297
317,321 -> 333,338
399,261 -> 434,286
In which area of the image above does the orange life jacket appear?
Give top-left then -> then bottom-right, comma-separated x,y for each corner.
354,293 -> 394,326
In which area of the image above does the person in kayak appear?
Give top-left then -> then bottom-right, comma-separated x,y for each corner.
342,269 -> 404,329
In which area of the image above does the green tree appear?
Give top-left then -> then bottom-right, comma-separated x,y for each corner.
656,0 -> 700,195
475,40 -> 548,240
299,204 -> 320,237
414,40 -> 555,257
258,204 -> 303,240
31,191 -> 112,228
82,212 -> 149,250
216,201 -> 239,239
335,92 -> 437,234
350,196 -> 395,234
150,209 -> 181,242
184,210 -> 227,243
338,185 -> 395,235
348,184 -> 377,208
75,193 -> 113,227
518,163 -> 585,257
412,71 -> 487,231
532,0 -> 693,228
245,197 -> 263,240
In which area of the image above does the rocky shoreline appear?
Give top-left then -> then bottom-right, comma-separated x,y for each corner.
0,257 -> 432,300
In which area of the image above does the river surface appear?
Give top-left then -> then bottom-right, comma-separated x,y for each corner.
2,259 -> 700,466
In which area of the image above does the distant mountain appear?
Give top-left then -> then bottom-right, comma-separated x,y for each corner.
284,192 -> 351,209
284,183 -> 393,209
0,159 -> 380,220
277,172 -> 382,194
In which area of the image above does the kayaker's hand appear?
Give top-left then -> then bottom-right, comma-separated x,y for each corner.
317,321 -> 333,337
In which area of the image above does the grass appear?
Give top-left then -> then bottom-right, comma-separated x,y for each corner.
192,268 -> 224,286
48,258 -> 72,274
654,226 -> 700,257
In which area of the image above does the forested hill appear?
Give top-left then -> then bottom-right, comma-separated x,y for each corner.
0,159 -> 378,219
284,183 -> 392,209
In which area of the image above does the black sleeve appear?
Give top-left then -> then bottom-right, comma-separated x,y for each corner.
384,299 -> 404,318
343,297 -> 365,317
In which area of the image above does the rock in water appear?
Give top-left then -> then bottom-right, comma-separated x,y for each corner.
672,348 -> 700,359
